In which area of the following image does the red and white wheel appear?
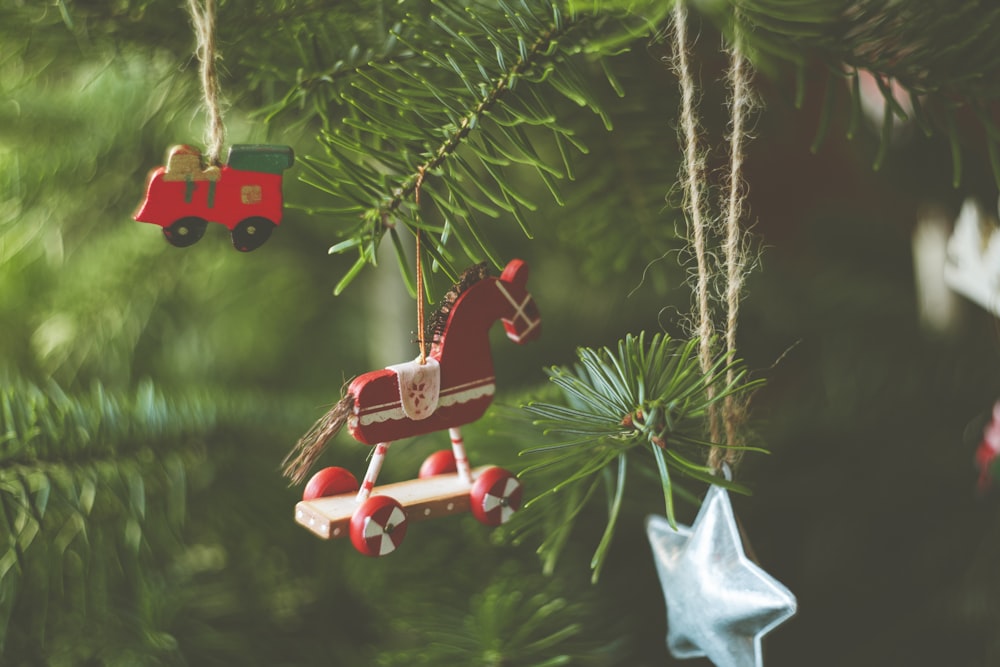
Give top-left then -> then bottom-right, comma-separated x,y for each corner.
419,450 -> 458,478
470,467 -> 523,526
350,495 -> 408,557
302,466 -> 359,501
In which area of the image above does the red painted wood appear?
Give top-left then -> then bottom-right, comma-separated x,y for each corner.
302,466 -> 359,501
134,144 -> 293,251
419,450 -> 458,478
293,259 -> 539,551
350,495 -> 408,557
470,466 -> 523,526
135,165 -> 285,230
347,258 -> 541,446
295,466 -> 493,540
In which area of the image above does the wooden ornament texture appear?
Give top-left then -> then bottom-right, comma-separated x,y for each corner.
293,258 -> 541,554
296,466 -> 492,540
347,258 -> 540,445
135,144 -> 293,251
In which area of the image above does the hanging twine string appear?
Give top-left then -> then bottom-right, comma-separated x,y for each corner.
670,1 -> 721,444
670,4 -> 756,471
718,38 -> 753,466
187,0 -> 226,164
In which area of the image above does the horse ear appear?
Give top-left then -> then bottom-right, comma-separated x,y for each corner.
500,258 -> 530,287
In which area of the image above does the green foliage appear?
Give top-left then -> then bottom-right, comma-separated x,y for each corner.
377,569 -> 595,667
0,378 -> 211,660
0,379 -> 218,466
277,0 -> 659,294
3,1 -> 1000,665
0,26 -> 374,664
728,0 -> 1000,186
519,332 -> 764,580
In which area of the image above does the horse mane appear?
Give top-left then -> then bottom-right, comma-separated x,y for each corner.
428,262 -> 490,344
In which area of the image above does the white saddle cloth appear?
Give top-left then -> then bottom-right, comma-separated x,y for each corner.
386,357 -> 441,420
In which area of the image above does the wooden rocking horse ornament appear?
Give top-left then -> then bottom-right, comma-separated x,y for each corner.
284,258 -> 541,556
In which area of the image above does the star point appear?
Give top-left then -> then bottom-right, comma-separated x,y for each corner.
646,483 -> 796,667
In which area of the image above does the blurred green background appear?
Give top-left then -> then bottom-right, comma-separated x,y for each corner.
2,1 -> 1000,665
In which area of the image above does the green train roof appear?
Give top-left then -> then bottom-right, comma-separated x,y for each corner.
227,145 -> 294,174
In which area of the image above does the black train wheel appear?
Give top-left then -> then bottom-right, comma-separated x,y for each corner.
231,217 -> 274,252
163,217 -> 207,247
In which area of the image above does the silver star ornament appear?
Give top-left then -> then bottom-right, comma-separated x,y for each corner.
646,483 -> 796,667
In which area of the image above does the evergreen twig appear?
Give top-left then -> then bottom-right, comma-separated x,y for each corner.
300,0 -> 653,293
518,332 -> 765,580
0,378 -> 226,655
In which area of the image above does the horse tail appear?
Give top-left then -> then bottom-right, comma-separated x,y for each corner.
282,392 -> 354,485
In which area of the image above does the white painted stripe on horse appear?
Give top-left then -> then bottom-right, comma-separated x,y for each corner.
450,427 -> 471,483
358,382 -> 496,426
357,442 -> 390,501
503,316 -> 539,343
496,283 -> 538,325
358,376 -> 496,415
495,282 -> 540,342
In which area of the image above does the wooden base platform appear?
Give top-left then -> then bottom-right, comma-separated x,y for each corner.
295,466 -> 490,539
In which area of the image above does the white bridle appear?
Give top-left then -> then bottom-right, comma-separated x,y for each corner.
495,281 -> 540,342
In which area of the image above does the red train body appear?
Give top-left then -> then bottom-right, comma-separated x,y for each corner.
134,144 -> 294,251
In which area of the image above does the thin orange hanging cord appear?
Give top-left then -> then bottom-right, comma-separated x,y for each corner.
415,167 -> 427,365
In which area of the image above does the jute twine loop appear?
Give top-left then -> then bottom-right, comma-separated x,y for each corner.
187,0 -> 226,164
669,3 -> 754,471
718,33 -> 752,468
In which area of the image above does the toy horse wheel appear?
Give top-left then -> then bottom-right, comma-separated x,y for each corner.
231,216 -> 274,252
302,467 -> 359,501
470,467 -> 523,527
164,216 -> 207,247
350,495 -> 408,557
419,450 -> 458,478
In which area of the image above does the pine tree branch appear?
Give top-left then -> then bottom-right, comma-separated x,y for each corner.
300,0 -> 652,293
729,0 -> 1000,184
300,52 -> 421,95
0,376 -> 306,659
517,332 -> 766,580
0,380 -> 217,468
0,379 -> 208,656
377,572 -> 605,666
379,14 -> 577,219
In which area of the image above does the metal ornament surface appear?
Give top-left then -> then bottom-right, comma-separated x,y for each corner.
646,483 -> 796,667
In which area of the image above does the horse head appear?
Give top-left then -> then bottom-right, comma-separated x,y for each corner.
496,259 -> 541,344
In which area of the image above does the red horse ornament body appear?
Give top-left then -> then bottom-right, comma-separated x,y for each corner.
285,259 -> 541,556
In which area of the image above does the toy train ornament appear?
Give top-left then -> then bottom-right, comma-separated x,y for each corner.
284,259 -> 541,557
135,144 -> 294,251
